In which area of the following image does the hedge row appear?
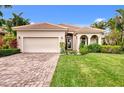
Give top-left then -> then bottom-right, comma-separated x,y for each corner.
101,45 -> 121,54
0,48 -> 20,57
79,44 -> 122,55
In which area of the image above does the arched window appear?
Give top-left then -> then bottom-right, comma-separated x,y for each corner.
80,35 -> 88,45
90,35 -> 98,44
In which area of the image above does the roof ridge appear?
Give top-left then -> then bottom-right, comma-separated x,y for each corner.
44,22 -> 68,29
12,23 -> 42,28
91,27 -> 104,31
13,22 -> 68,29
80,26 -> 104,31
59,24 -> 81,28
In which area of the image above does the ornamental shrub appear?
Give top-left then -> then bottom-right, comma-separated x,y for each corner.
88,43 -> 101,53
60,42 -> 65,54
0,48 -> 20,57
79,46 -> 89,55
2,33 -> 16,49
9,39 -> 17,48
79,43 -> 89,55
101,45 -> 121,54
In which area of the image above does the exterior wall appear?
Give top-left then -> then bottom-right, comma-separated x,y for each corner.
76,33 -> 103,52
17,29 -> 103,53
17,30 -> 65,53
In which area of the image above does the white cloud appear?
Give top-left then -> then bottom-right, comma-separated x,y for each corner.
30,22 -> 35,24
94,18 -> 106,23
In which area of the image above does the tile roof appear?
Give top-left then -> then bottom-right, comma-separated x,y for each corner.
13,23 -> 68,30
59,24 -> 104,34
77,27 -> 104,34
13,22 -> 104,34
59,24 -> 80,32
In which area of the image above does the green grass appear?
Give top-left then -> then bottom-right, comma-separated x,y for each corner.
50,53 -> 124,87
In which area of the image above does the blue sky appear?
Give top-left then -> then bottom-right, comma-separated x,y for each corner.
1,5 -> 124,26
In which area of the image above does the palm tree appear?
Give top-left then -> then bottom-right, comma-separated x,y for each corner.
91,21 -> 107,30
3,12 -> 30,36
115,9 -> 124,45
107,18 -> 116,31
4,20 -> 13,33
0,18 -> 5,26
10,12 -> 30,26
116,9 -> 124,31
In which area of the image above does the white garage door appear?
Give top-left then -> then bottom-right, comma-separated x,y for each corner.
23,37 -> 59,53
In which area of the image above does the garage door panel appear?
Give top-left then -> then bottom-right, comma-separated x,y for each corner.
23,37 -> 59,53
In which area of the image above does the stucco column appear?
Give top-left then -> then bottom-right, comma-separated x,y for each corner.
73,34 -> 76,50
98,35 -> 102,45
76,34 -> 81,52
88,35 -> 91,45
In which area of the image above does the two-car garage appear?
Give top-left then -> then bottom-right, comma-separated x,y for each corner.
13,23 -> 67,53
23,37 -> 59,53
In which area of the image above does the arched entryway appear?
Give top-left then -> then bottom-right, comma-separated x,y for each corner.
90,35 -> 98,44
80,35 -> 88,45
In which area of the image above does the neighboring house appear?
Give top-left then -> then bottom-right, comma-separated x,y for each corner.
13,23 -> 104,53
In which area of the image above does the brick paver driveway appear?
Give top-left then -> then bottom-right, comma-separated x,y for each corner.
0,53 -> 59,87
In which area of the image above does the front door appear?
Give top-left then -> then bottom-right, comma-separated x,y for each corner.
66,36 -> 73,49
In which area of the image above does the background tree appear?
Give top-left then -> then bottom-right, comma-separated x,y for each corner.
0,5 -> 12,27
10,12 -> 30,26
107,18 -> 117,31
104,18 -> 120,45
96,9 -> 124,46
91,21 -> 107,30
115,9 -> 124,45
105,31 -> 121,45
3,20 -> 13,33
3,12 -> 30,36
0,19 -> 5,26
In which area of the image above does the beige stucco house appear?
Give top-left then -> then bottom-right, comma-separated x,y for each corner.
13,23 -> 104,53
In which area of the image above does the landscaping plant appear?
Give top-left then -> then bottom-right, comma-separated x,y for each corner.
60,42 -> 65,54
0,38 -> 3,47
87,43 -> 101,53
2,33 -> 16,49
0,48 -> 20,57
65,50 -> 77,55
79,43 -> 89,55
9,39 -> 17,48
101,45 -> 121,54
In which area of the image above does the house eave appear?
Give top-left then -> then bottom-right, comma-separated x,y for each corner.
77,32 -> 104,34
13,29 -> 68,31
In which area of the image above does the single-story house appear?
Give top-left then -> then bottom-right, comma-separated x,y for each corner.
13,23 -> 104,53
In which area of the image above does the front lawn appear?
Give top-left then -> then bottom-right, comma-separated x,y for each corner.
51,53 -> 124,87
